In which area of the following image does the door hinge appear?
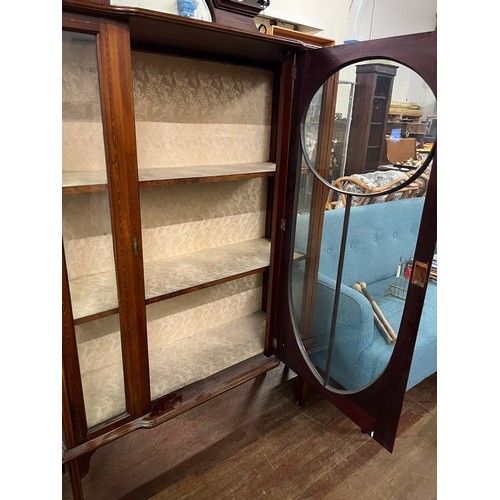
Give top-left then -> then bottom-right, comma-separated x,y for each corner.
272,337 -> 278,349
280,218 -> 286,231
291,64 -> 297,80
132,235 -> 138,256
411,260 -> 429,288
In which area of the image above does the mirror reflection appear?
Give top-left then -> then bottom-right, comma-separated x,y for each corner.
292,59 -> 436,393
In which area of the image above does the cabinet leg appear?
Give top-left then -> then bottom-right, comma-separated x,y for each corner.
65,451 -> 94,500
77,452 -> 93,477
294,376 -> 309,407
67,459 -> 84,500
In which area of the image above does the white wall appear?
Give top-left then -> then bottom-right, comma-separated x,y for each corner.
257,0 -> 436,44
255,0 -> 347,42
347,0 -> 436,41
260,0 -> 436,113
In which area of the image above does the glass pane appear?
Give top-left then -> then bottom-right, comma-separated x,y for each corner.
74,315 -> 126,428
62,31 -> 126,426
292,59 -> 436,393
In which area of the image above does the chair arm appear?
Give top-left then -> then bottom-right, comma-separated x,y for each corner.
312,273 -> 375,364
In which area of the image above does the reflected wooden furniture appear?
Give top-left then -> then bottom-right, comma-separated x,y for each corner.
387,103 -> 428,147
386,137 -> 417,164
344,63 -> 398,175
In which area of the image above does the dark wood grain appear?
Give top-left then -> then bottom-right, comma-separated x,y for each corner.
62,248 -> 90,498
62,184 -> 108,195
63,354 -> 280,463
96,18 -> 151,420
143,266 -> 270,307
345,64 -> 397,175
62,368 -> 436,500
63,172 -> 274,194
275,31 -> 437,450
62,1 -> 304,63
70,267 -> 270,326
138,170 -> 274,188
264,52 -> 296,356
62,247 -> 88,446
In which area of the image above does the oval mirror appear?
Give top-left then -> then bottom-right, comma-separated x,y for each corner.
291,59 -> 436,393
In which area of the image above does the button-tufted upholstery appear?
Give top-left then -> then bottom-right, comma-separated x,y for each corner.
294,197 -> 436,391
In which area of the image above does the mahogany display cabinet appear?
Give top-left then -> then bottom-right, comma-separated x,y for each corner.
62,2 -> 437,498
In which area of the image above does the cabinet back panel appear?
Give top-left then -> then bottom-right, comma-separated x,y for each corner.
132,51 -> 273,168
140,178 -> 267,261
74,275 -> 264,426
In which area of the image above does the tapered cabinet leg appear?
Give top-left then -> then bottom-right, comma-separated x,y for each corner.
294,376 -> 309,407
65,452 -> 94,499
67,459 -> 84,500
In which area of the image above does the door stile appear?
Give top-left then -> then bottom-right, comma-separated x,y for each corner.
96,19 -> 151,418
62,246 -> 88,499
364,153 -> 437,451
62,246 -> 88,447
265,51 -> 297,355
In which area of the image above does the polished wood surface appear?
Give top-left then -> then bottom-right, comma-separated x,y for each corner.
62,367 -> 436,499
276,31 -> 437,452
70,238 -> 271,323
62,162 -> 276,193
96,18 -> 151,420
63,354 -> 280,464
62,1 -> 303,64
263,52 -> 295,356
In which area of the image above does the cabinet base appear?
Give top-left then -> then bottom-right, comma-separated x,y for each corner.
63,353 -> 280,464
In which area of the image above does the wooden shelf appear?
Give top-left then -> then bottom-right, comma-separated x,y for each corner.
62,162 -> 276,193
81,311 -> 266,428
71,238 -> 271,323
268,26 -> 335,48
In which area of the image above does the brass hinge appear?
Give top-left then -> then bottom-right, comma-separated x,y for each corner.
280,218 -> 286,231
272,337 -> 278,349
411,260 -> 428,288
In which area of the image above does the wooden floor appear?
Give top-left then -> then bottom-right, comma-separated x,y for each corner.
62,366 -> 437,500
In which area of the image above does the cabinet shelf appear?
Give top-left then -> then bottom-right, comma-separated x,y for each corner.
82,310 -> 266,428
62,162 -> 276,194
71,238 -> 271,324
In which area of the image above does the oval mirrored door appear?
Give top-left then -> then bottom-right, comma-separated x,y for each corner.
291,58 -> 436,393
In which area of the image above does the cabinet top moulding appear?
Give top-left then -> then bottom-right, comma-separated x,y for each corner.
62,162 -> 276,194
62,0 -> 308,64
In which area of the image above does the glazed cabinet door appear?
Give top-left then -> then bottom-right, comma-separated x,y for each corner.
275,32 -> 437,452
63,10 -> 287,469
62,14 -> 150,457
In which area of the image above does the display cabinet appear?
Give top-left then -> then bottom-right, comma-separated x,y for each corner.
62,2 -> 436,498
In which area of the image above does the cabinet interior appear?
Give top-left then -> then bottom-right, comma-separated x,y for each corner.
63,41 -> 275,428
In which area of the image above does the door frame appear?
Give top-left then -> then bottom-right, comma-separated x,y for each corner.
275,31 -> 437,452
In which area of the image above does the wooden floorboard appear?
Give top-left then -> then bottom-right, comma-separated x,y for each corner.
62,367 -> 436,500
